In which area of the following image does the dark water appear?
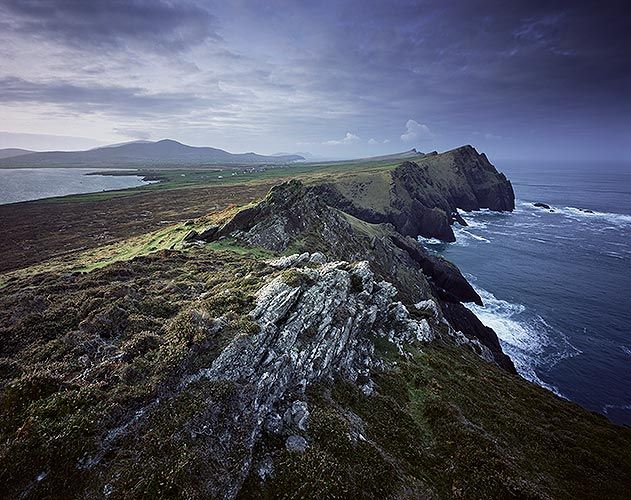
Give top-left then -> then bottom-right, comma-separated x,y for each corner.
0,168 -> 155,205
420,160 -> 631,426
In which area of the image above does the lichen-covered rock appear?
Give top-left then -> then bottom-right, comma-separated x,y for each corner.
285,435 -> 308,453
283,401 -> 310,432
267,252 -> 311,269
180,259 -> 444,496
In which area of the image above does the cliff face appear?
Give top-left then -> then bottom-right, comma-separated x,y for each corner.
1,151 -> 630,499
313,145 -> 515,241
192,180 -> 514,371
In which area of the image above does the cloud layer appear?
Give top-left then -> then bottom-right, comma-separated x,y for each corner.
0,0 -> 629,159
401,120 -> 432,143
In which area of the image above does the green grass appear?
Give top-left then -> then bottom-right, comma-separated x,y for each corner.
205,239 -> 274,259
0,246 -> 279,499
77,224 -> 191,272
245,345 -> 631,499
31,155 -> 407,205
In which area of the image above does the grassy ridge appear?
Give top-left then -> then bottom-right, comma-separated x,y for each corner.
36,156 -> 406,204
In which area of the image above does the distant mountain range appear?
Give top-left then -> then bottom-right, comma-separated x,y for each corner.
0,139 -> 304,167
0,148 -> 34,159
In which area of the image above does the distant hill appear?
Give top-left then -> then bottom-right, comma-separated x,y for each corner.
356,148 -> 429,162
272,151 -> 316,160
0,148 -> 34,159
0,139 -> 304,168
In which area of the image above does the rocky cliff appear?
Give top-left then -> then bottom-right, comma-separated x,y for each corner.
312,145 -> 515,241
192,179 -> 513,371
1,152 -> 630,500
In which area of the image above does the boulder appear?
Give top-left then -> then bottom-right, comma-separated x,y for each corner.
285,435 -> 308,453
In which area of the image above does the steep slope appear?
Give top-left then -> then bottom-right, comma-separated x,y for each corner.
312,145 -> 514,241
1,156 -> 630,499
191,180 -> 513,370
1,200 -> 629,498
0,139 -> 304,168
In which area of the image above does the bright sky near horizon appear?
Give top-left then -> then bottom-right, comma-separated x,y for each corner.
0,0 -> 629,160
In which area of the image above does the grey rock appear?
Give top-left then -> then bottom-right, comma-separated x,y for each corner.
285,435 -> 308,453
197,224 -> 220,240
257,456 -> 275,480
415,299 -> 441,320
267,252 -> 310,269
263,413 -> 283,435
182,229 -> 199,242
183,259 -> 442,496
308,252 -> 327,264
283,401 -> 310,432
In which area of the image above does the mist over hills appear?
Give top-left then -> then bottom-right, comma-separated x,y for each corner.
0,139 -> 304,168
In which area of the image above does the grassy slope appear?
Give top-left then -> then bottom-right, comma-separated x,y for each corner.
0,245 -> 278,498
31,156 -> 406,205
1,153 -> 630,498
245,345 -> 631,499
0,153 -> 410,274
0,225 -> 629,498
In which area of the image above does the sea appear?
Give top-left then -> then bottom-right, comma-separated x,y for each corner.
420,160 -> 631,426
0,168 -> 154,205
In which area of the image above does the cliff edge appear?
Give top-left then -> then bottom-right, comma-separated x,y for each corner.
313,145 -> 515,241
1,151 -> 629,500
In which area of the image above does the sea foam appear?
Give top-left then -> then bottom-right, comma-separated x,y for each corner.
464,281 -> 580,398
520,201 -> 631,228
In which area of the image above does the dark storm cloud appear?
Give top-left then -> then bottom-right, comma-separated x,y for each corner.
1,0 -> 629,158
261,0 -> 630,156
294,0 -> 630,112
0,0 -> 219,51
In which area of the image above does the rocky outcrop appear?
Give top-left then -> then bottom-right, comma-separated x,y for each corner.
194,179 -> 513,372
181,259 -> 437,496
312,145 -> 515,241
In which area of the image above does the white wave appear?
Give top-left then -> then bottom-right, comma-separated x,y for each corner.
485,230 -> 511,237
560,206 -> 631,227
417,236 -> 444,245
603,251 -> 626,260
464,283 -> 580,397
603,403 -> 631,415
459,207 -> 512,218
453,227 -> 491,245
462,219 -> 488,230
521,201 -> 631,228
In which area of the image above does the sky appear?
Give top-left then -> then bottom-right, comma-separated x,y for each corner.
0,0 -> 629,161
